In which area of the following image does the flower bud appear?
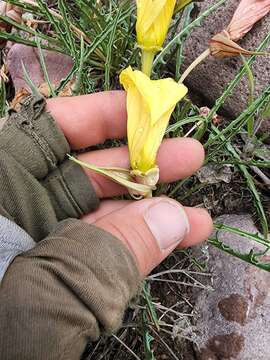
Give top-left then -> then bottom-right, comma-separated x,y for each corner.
136,0 -> 176,52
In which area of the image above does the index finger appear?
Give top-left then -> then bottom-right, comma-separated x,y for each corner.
46,91 -> 127,150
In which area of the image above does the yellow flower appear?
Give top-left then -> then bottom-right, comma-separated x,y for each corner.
136,0 -> 176,76
120,66 -> 187,183
174,0 -> 192,13
136,0 -> 176,52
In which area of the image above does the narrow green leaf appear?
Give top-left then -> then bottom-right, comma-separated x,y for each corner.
175,4 -> 194,81
21,61 -> 40,97
104,9 -> 121,90
241,55 -> 255,137
58,0 -> 77,58
36,37 -> 56,97
143,282 -> 160,331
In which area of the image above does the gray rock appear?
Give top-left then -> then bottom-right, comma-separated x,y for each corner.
196,164 -> 233,184
182,0 -> 270,119
192,214 -> 270,360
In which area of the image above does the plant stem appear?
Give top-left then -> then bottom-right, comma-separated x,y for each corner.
141,50 -> 156,77
179,48 -> 210,83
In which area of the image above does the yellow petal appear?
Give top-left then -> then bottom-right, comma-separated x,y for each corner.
120,66 -> 187,125
136,0 -> 176,51
120,66 -> 187,173
174,0 -> 192,13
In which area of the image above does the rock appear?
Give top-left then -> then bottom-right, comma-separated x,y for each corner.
257,119 -> 270,144
196,164 -> 232,184
6,44 -> 73,92
192,214 -> 270,360
182,0 -> 270,119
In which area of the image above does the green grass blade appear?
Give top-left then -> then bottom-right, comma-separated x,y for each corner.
72,36 -> 85,96
2,0 -> 43,14
104,8 -> 121,90
214,223 -> 270,248
175,4 -> 194,81
208,236 -> 270,271
35,0 -> 70,50
21,61 -> 40,97
143,282 -> 160,331
58,0 -> 77,59
0,79 -> 7,117
0,31 -> 63,52
36,37 -> 56,97
241,55 -> 255,137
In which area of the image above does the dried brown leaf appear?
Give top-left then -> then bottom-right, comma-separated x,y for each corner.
0,64 -> 9,82
10,88 -> 30,110
38,79 -> 75,97
58,79 -> 75,97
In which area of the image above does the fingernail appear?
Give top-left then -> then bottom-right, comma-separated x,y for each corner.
144,200 -> 190,250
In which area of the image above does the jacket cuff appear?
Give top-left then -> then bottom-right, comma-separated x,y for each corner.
42,159 -> 99,219
0,95 -> 70,179
0,219 -> 141,359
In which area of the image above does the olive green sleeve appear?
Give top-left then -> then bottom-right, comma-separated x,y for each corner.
0,219 -> 141,360
0,95 -> 69,179
0,96 -> 99,240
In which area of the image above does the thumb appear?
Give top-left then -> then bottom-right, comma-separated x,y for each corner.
93,198 -> 190,276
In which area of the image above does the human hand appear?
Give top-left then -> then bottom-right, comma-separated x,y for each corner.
47,91 -> 213,276
0,92 -> 213,359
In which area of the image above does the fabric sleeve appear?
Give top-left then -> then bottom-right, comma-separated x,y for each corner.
0,215 -> 35,282
0,95 -> 69,179
0,219 -> 141,360
0,95 -> 99,239
0,149 -> 59,240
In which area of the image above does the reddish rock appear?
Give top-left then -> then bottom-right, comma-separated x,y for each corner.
192,214 -> 270,360
204,332 -> 245,359
6,44 -> 73,92
218,294 -> 248,326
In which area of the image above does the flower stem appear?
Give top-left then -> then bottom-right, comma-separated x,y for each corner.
179,48 -> 211,83
141,50 -> 156,77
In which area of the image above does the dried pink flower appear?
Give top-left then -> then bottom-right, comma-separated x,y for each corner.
226,0 -> 270,41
